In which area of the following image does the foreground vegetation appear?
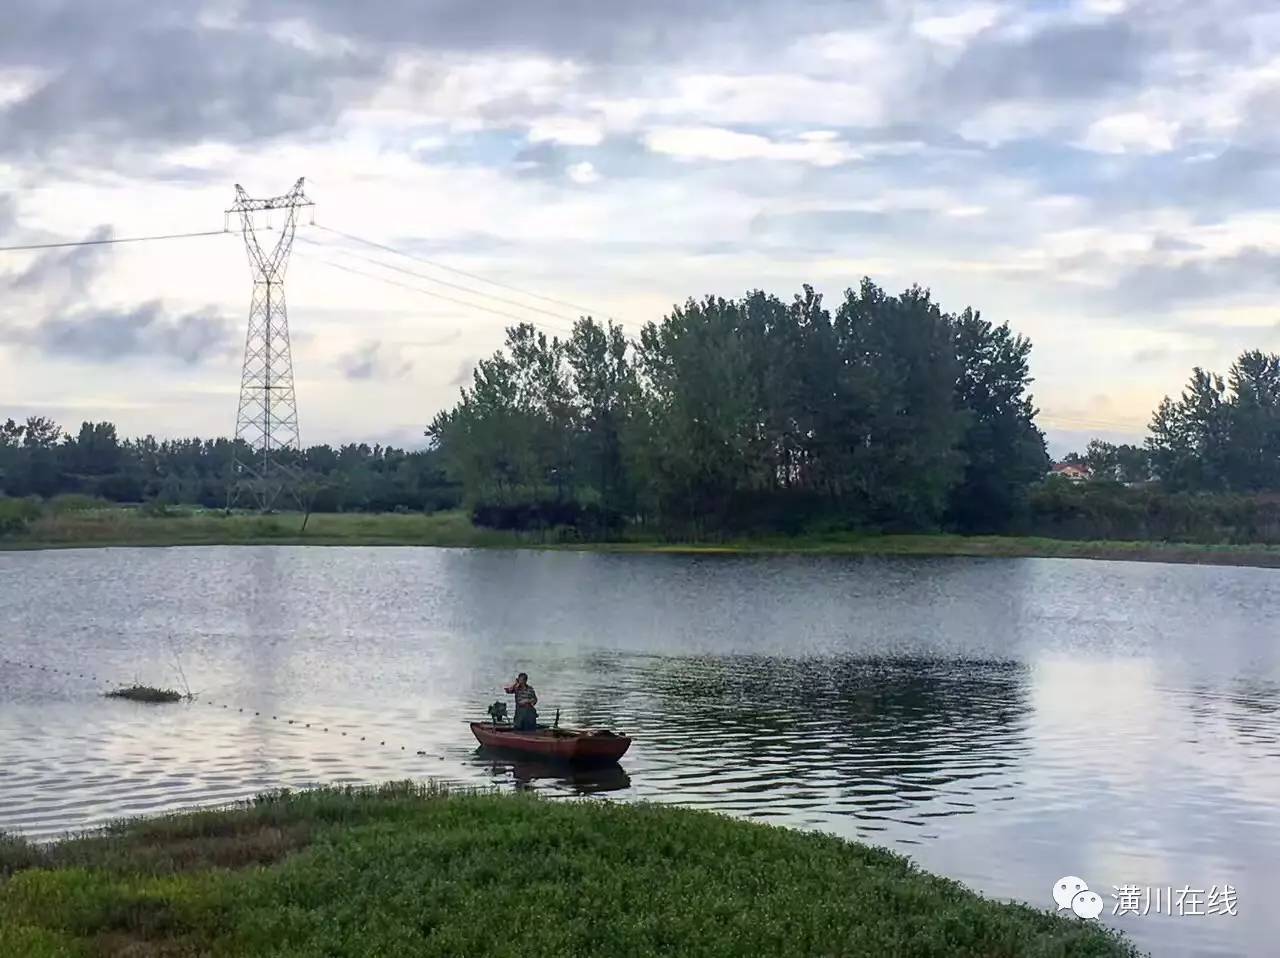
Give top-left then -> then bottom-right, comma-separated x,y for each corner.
5,504 -> 1280,568
0,781 -> 1138,958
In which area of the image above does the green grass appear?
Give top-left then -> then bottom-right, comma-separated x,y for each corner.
595,532 -> 1280,567
0,508 -> 523,550
0,781 -> 1140,958
4,506 -> 1280,568
103,685 -> 185,704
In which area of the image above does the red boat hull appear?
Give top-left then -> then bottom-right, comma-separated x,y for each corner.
470,722 -> 631,764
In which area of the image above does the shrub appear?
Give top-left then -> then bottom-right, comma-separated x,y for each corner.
471,499 -> 625,539
1026,481 -> 1280,544
48,493 -> 108,515
0,496 -> 43,536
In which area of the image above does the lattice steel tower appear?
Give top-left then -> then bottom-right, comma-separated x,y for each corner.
225,177 -> 313,511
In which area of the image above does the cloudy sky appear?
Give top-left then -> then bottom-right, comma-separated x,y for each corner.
2,0 -> 1279,455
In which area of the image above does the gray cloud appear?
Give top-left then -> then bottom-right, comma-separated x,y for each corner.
1109,247 -> 1280,311
19,302 -> 235,364
942,20 -> 1144,107
0,2 -> 384,162
448,358 -> 476,387
254,0 -> 771,63
1132,346 -> 1169,365
10,226 -> 112,296
0,195 -> 15,237
337,340 -> 413,380
0,0 -> 803,168
511,141 -> 570,180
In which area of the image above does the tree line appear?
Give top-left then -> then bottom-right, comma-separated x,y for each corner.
1062,350 -> 1280,493
0,418 -> 459,514
428,280 -> 1049,535
9,273 -> 1280,545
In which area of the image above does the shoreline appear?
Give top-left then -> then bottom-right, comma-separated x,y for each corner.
0,781 -> 1140,957
2,509 -> 1279,568
2,510 -> 1280,568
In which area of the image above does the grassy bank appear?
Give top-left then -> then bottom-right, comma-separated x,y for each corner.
601,532 -> 1280,568
0,781 -> 1137,958
0,508 -> 523,550
4,506 -> 1280,568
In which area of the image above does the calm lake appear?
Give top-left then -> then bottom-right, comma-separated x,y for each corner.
2,546 -> 1278,956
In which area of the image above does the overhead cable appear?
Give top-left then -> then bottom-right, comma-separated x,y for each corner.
298,235 -> 583,325
314,223 -> 610,319
0,229 -> 227,254
294,249 -> 577,334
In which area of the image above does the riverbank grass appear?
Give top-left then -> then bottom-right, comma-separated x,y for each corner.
5,505 -> 1280,568
0,781 -> 1137,957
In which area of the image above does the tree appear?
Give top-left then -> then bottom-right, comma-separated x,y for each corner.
830,281 -> 965,527
634,295 -> 764,529
21,416 -> 63,449
565,317 -> 639,516
1224,350 -> 1280,491
428,325 -> 571,505
1134,350 -> 1280,491
66,421 -> 123,476
947,308 -> 1048,531
1078,440 -> 1150,484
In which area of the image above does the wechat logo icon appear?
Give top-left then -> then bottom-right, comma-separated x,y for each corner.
1053,876 -> 1103,920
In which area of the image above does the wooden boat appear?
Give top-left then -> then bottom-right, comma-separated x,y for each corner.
469,721 -> 632,764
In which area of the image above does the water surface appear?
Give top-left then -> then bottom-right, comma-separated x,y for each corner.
3,546 -> 1278,957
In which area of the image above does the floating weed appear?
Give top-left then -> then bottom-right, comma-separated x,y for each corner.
104,685 -> 185,704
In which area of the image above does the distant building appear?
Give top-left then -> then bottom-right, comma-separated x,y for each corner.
1049,463 -> 1092,482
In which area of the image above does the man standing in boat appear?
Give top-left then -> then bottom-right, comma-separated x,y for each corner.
504,672 -> 538,731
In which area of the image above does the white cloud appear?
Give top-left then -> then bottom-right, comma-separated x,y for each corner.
668,73 -> 887,127
566,161 -> 599,184
528,117 -> 605,146
157,141 -> 241,169
958,102 -> 1065,145
0,68 -> 47,109
1079,0 -> 1131,14
1080,112 -> 1179,154
644,126 -> 859,166
914,6 -> 1001,46
367,53 -> 584,127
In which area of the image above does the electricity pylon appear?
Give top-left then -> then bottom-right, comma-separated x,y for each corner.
225,177 -> 313,511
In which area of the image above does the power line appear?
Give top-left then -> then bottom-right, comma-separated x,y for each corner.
1040,416 -> 1149,431
314,223 -> 610,320
0,229 -> 227,254
294,249 -> 577,333
298,235 -> 584,326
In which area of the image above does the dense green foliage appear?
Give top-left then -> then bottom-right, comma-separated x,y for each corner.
1028,478 -> 1280,544
1145,350 -> 1280,492
429,281 -> 1049,536
1062,441 -> 1153,485
0,416 -> 460,513
1062,350 -> 1280,491
0,781 -> 1138,958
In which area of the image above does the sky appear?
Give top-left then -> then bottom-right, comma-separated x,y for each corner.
2,0 -> 1279,457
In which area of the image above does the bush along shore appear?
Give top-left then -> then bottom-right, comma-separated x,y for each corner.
0,781 -> 1140,958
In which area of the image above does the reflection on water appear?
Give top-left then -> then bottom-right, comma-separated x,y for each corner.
621,655 -> 1031,836
471,751 -> 633,794
3,546 -> 1280,957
